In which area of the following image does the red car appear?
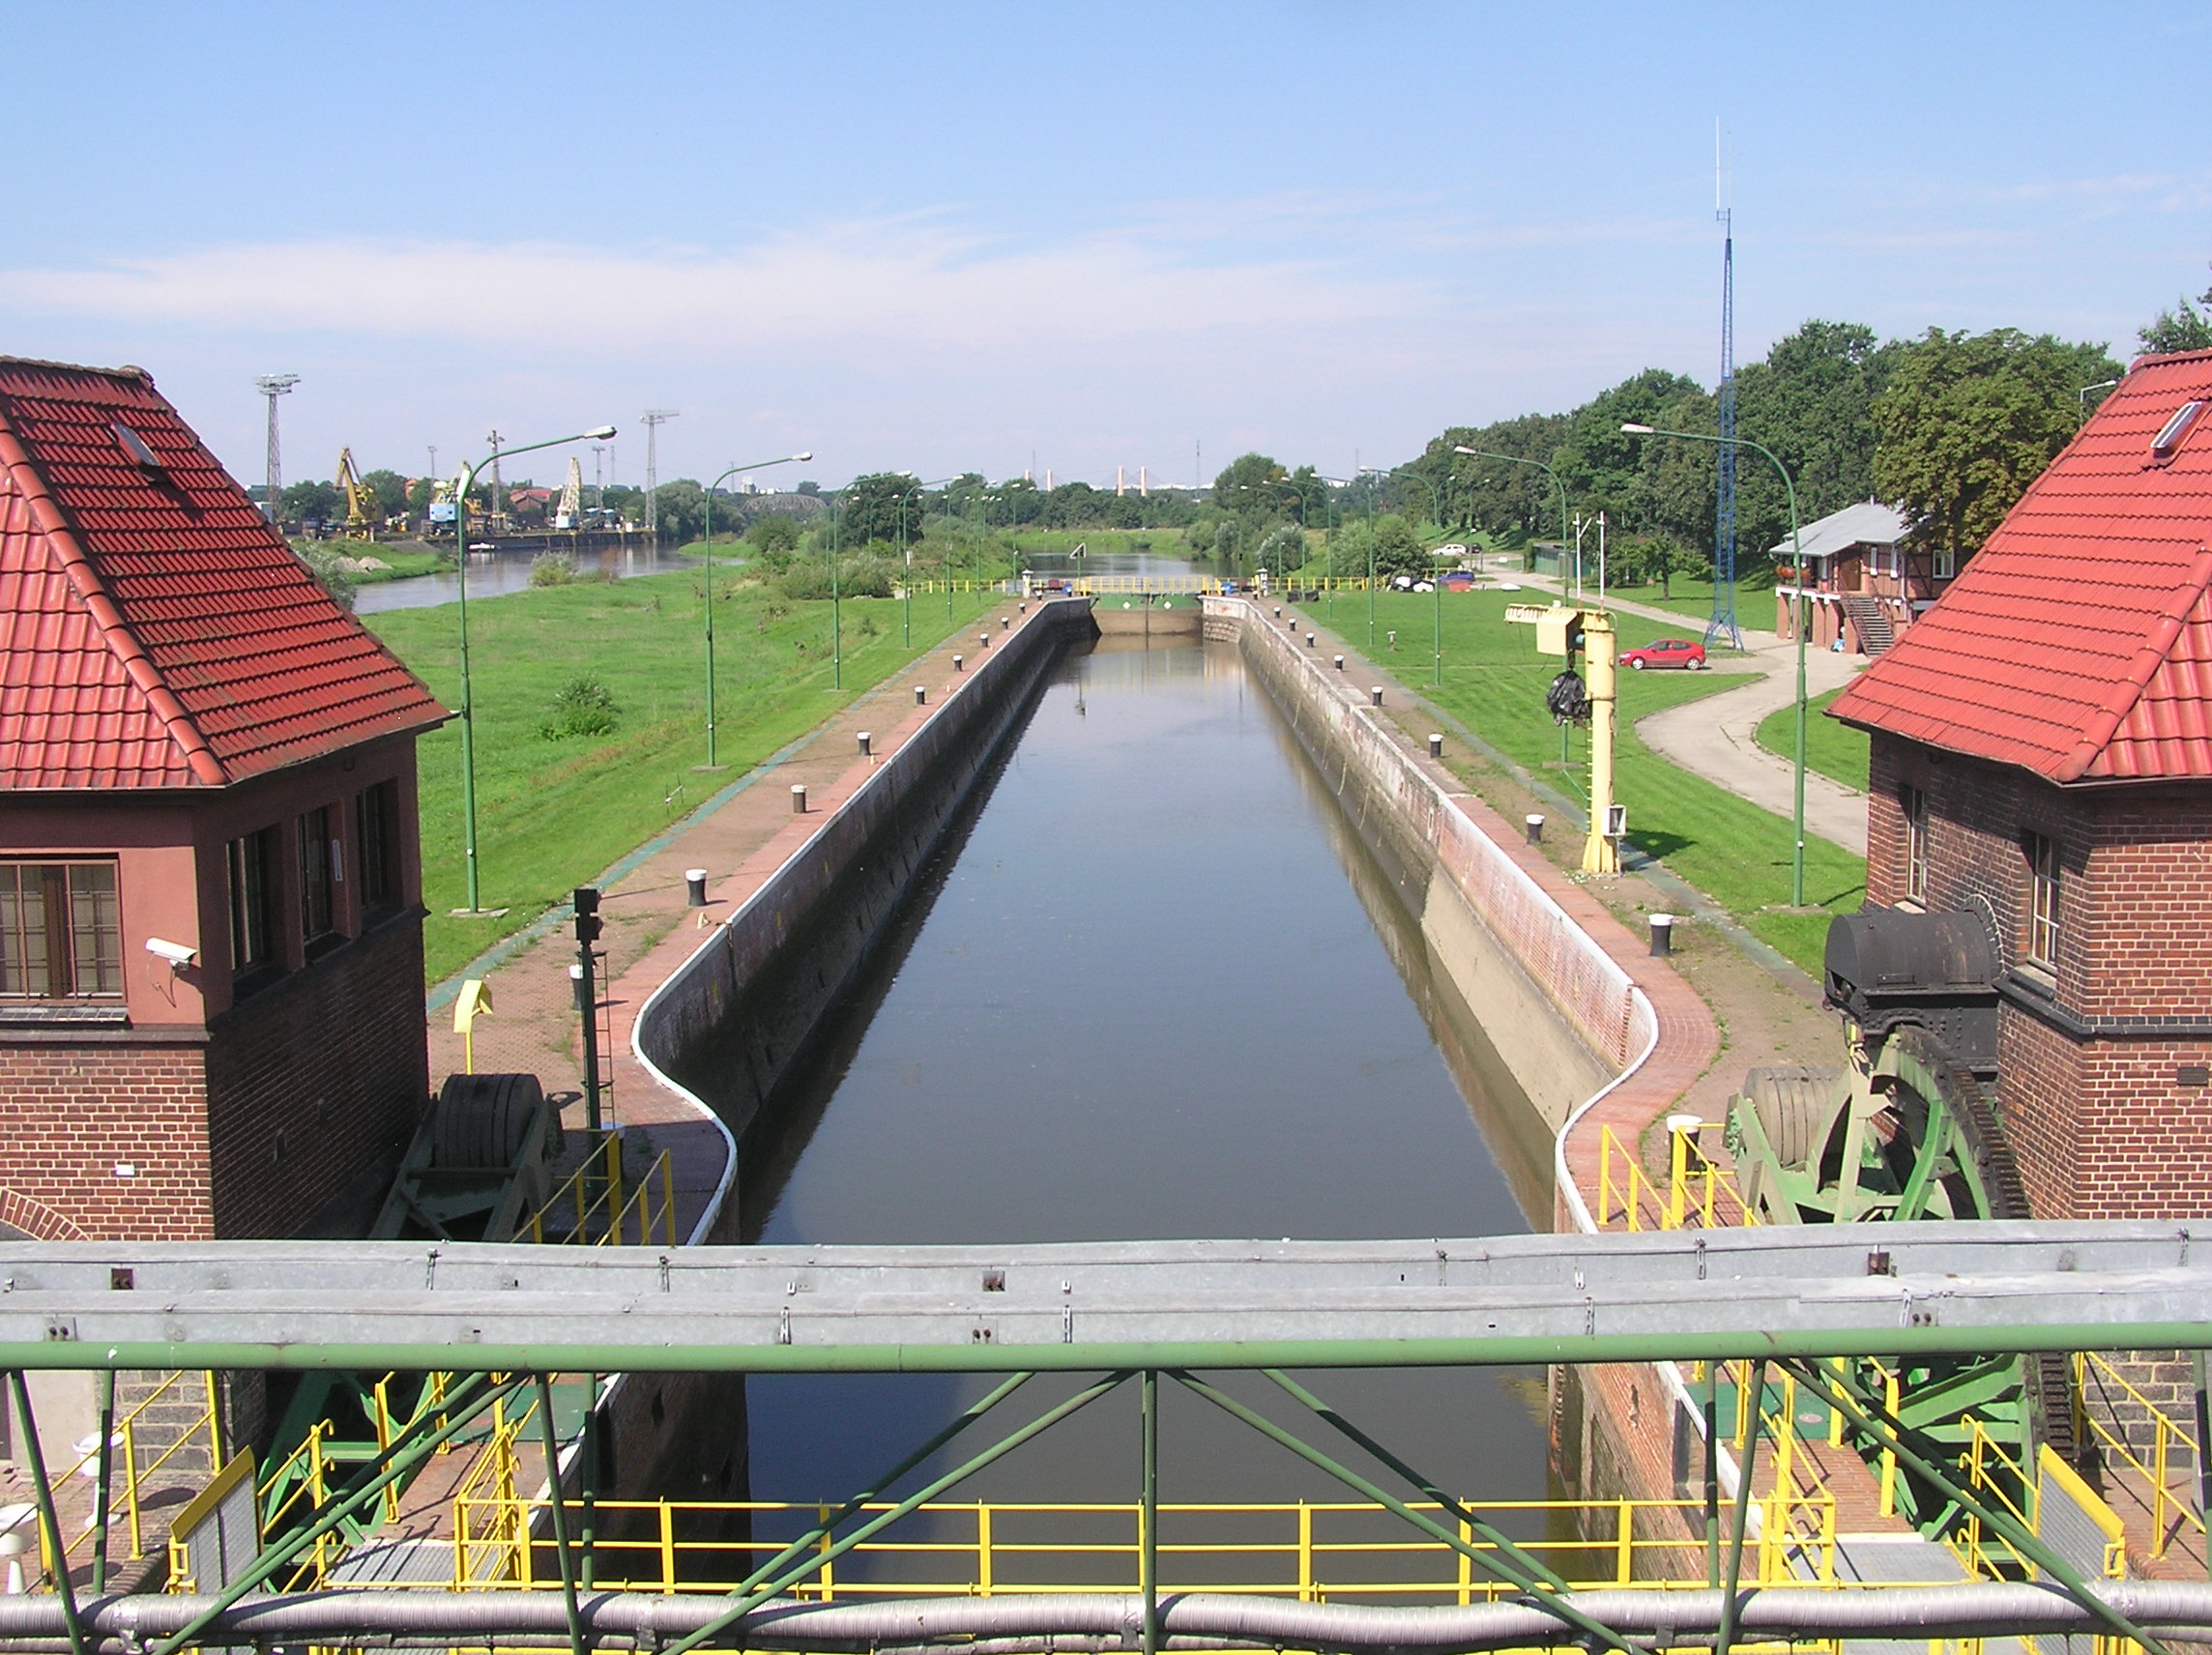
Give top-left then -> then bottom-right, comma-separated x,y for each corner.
1618,637 -> 1706,671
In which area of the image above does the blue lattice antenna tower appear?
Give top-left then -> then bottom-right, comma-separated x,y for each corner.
1706,129 -> 1743,651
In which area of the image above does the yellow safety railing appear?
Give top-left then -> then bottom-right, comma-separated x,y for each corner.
25,1371 -> 227,1582
254,1420 -> 338,1591
530,1131 -> 677,1247
447,1491 -> 1843,1600
2073,1350 -> 2207,1562
1595,1124 -> 1759,1232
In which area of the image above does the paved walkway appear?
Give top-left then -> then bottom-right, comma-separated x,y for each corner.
1508,577 -> 1870,856
426,599 -> 1047,1246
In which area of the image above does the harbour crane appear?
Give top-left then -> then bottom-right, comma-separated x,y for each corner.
335,447 -> 380,539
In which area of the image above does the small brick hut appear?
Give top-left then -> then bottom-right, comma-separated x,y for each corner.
0,357 -> 449,1241
1830,350 -> 2212,1220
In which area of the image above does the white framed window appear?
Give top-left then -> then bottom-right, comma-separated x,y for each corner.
1903,787 -> 1929,904
2024,832 -> 2060,970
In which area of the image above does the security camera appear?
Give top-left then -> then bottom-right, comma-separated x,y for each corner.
144,937 -> 196,968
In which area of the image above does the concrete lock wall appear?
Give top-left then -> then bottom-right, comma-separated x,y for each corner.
1216,597 -> 1644,1131
637,597 -> 1097,1151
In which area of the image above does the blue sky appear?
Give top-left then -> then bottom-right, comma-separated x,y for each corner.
4,2 -> 2205,492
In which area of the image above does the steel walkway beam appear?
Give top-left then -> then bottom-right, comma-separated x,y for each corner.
0,1221 -> 2203,1372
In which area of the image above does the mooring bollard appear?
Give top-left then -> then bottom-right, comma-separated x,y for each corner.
1333,654 -> 1345,671
979,632 -> 991,649
1305,632 -> 1317,648
791,784 -> 808,814
685,868 -> 709,908
858,732 -> 872,758
1428,733 -> 1444,760
1370,686 -> 1384,707
1649,914 -> 1674,957
915,685 -> 927,706
1000,616 -> 1009,628
953,654 -> 964,671
1525,813 -> 1544,845
1273,606 -> 1282,619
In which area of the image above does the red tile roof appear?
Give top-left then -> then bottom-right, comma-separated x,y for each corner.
1830,350 -> 2212,784
0,357 -> 447,789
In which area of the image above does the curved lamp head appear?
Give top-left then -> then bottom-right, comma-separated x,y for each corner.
791,451 -> 813,462
584,424 -> 619,441
1453,446 -> 1479,455
1619,423 -> 1655,436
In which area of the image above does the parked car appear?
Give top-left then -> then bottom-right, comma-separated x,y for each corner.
1618,637 -> 1706,671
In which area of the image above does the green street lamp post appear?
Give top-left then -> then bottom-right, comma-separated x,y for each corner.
451,423 -> 617,915
1620,421 -> 1808,907
700,451 -> 810,769
903,475 -> 960,646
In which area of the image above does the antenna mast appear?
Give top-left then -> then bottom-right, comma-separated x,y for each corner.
1706,126 -> 1743,651
641,410 -> 679,536
254,373 -> 300,527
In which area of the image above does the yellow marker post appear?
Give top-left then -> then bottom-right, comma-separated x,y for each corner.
452,977 -> 493,1074
1504,601 -> 1620,875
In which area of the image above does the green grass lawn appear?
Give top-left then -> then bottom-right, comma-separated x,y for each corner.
1754,687 -> 1868,792
1325,592 -> 1866,974
297,539 -> 448,583
369,573 -> 1000,984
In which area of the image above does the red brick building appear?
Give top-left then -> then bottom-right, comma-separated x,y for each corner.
1831,350 -> 2212,1220
0,357 -> 448,1241
1769,501 -> 1953,655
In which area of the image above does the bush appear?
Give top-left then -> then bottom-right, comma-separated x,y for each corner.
776,555 -> 896,601
295,544 -> 359,611
539,675 -> 619,740
530,552 -> 575,587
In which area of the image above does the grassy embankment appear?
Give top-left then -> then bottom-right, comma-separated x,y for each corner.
1755,687 -> 1869,792
1335,590 -> 1867,973
369,571 -> 1001,984
295,538 -> 448,583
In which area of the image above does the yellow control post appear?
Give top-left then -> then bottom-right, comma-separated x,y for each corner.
452,978 -> 493,1074
1581,608 -> 1619,874
1504,601 -> 1620,875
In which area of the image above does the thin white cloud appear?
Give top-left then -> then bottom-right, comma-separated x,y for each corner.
0,221 -> 1438,362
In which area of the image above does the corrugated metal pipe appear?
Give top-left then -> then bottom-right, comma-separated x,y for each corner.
7,1583 -> 2212,1650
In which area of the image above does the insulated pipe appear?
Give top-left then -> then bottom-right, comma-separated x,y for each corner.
17,1584 -> 2212,1649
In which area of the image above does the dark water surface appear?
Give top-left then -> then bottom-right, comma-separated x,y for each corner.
718,637 -> 1561,1572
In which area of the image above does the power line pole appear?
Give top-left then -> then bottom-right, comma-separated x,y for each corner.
484,429 -> 505,534
1707,124 -> 1744,652
641,410 -> 679,536
254,374 -> 300,526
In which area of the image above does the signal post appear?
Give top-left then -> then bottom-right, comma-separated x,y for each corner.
1505,602 -> 1621,875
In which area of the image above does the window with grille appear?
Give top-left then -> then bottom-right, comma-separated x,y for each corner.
355,781 -> 399,916
1903,787 -> 1929,904
227,828 -> 276,976
2025,832 -> 2060,970
298,806 -> 336,944
0,861 -> 121,998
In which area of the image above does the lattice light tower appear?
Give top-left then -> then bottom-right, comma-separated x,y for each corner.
1705,133 -> 1743,652
254,373 -> 300,526
641,409 -> 679,534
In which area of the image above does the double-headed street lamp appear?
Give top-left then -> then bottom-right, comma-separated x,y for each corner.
451,424 -> 619,915
700,451 -> 811,769
904,475 -> 961,646
1619,421 -> 1809,908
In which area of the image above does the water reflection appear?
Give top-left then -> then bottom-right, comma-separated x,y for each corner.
351,543 -> 699,613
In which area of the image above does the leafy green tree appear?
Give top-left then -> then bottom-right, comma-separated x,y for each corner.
840,472 -> 925,545
747,513 -> 802,555
1211,451 -> 1285,506
1733,320 -> 1901,556
1257,522 -> 1307,572
2140,268 -> 2212,355
989,477 -> 1041,527
1555,368 -> 1706,526
651,479 -> 709,544
282,479 -> 341,521
405,476 -> 438,513
1872,328 -> 2121,562
1369,514 -> 1427,583
360,468 -> 409,517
